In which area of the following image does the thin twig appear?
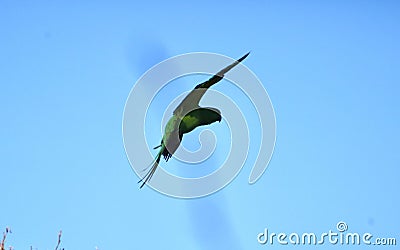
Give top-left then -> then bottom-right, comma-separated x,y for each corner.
1,227 -> 10,250
55,230 -> 62,250
0,232 -> 5,250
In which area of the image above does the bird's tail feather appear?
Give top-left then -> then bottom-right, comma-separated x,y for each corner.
140,144 -> 163,173
138,149 -> 162,188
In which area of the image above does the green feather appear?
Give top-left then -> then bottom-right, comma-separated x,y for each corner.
179,108 -> 222,135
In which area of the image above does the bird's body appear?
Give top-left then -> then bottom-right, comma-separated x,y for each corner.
139,52 -> 250,188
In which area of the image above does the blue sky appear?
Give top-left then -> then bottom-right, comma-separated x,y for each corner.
1,1 -> 399,249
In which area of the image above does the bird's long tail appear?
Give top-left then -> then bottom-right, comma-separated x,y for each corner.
138,146 -> 163,188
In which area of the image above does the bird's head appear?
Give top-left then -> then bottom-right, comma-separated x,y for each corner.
207,107 -> 222,123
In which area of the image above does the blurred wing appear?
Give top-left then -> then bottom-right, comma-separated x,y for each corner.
179,108 -> 221,135
174,52 -> 250,116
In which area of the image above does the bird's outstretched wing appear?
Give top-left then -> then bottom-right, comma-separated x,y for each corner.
179,107 -> 222,135
174,52 -> 250,117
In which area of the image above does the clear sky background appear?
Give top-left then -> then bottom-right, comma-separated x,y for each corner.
1,1 -> 399,249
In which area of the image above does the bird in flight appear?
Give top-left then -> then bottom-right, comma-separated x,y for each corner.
139,52 -> 250,188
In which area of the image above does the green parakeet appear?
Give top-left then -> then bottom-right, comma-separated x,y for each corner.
139,52 -> 250,188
